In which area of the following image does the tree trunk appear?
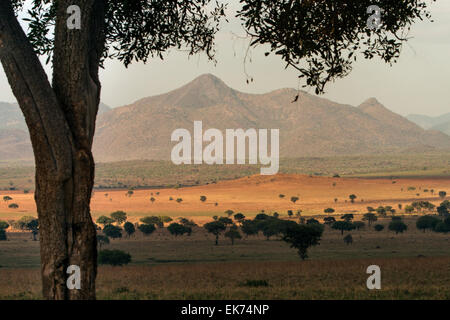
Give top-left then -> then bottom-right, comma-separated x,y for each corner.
0,0 -> 106,299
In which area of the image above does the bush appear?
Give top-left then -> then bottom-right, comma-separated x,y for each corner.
103,224 -> 123,239
123,222 -> 135,237
362,213 -> 377,226
96,215 -> 115,226
374,224 -> 384,232
167,223 -> 191,237
306,218 -> 320,225
138,223 -> 156,235
332,221 -> 355,235
110,211 -> 127,224
282,223 -> 324,260
343,234 -> 353,245
98,249 -> 131,266
433,222 -> 450,233
0,221 -> 10,230
323,217 -> 336,225
204,220 -> 226,245
240,279 -> 269,287
8,203 -> 19,209
224,226 -> 242,245
97,235 -> 110,248
389,220 -> 408,234
0,229 -> 6,241
416,215 -> 440,232
241,219 -> 259,237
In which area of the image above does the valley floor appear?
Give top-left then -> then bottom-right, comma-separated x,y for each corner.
1,218 -> 449,300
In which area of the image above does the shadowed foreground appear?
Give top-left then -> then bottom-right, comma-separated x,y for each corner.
1,257 -> 449,300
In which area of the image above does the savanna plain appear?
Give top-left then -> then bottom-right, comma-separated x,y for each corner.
0,154 -> 450,300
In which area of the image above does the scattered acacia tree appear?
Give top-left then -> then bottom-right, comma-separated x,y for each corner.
167,223 -> 191,237
353,221 -> 365,230
404,205 -> 414,214
126,190 -> 134,197
102,224 -> 122,239
332,221 -> 355,235
150,197 -> 156,204
8,203 -> 19,209
416,215 -> 440,233
290,196 -> 299,204
343,234 -> 353,245
324,208 -> 335,214
1,0 -> 432,300
306,218 -> 320,225
439,191 -> 447,199
98,250 -> 131,266
0,220 -> 9,241
241,219 -> 259,238
388,220 -> 408,234
0,229 -> 6,241
225,210 -> 234,217
374,224 -> 385,232
282,223 -> 324,260
349,194 -> 357,203
204,220 -> 226,245
110,211 -> 127,225
123,222 -> 135,237
96,216 -> 114,228
3,196 -> 12,204
376,206 -> 387,217
341,214 -> 354,222
178,218 -> 198,230
287,210 -> 293,219
96,235 -> 109,249
437,201 -> 450,217
138,223 -> 156,236
323,217 -> 336,225
233,213 -> 246,225
218,217 -> 234,227
0,221 -> 10,230
224,225 -> 242,245
17,216 -> 39,240
200,196 -> 207,202
279,194 -> 285,199
362,213 -> 377,226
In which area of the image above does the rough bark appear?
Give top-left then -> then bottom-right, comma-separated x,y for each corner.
0,0 -> 106,299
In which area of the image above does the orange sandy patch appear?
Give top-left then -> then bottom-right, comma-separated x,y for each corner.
1,174 -> 449,223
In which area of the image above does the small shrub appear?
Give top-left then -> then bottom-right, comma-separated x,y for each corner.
98,249 -> 131,266
240,279 -> 269,287
0,229 -> 7,241
138,223 -> 156,235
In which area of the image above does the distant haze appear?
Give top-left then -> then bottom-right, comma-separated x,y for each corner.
0,1 -> 449,117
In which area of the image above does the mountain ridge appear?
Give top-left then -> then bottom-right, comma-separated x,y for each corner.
1,74 -> 449,162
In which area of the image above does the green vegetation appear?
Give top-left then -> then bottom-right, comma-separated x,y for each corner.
2,153 -> 450,191
98,250 -> 131,266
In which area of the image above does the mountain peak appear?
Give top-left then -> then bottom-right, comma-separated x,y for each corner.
187,73 -> 231,90
360,97 -> 382,107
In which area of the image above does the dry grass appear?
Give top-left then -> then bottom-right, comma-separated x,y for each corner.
1,174 -> 449,223
1,257 -> 450,300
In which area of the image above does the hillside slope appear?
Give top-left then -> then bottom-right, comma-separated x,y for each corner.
93,74 -> 450,161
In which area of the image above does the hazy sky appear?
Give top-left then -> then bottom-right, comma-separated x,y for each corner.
1,1 -> 449,116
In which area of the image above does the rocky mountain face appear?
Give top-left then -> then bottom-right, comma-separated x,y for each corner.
1,74 -> 449,162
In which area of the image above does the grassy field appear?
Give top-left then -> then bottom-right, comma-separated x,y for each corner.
1,216 -> 450,299
1,154 -> 449,300
1,173 -> 448,223
1,152 -> 450,191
